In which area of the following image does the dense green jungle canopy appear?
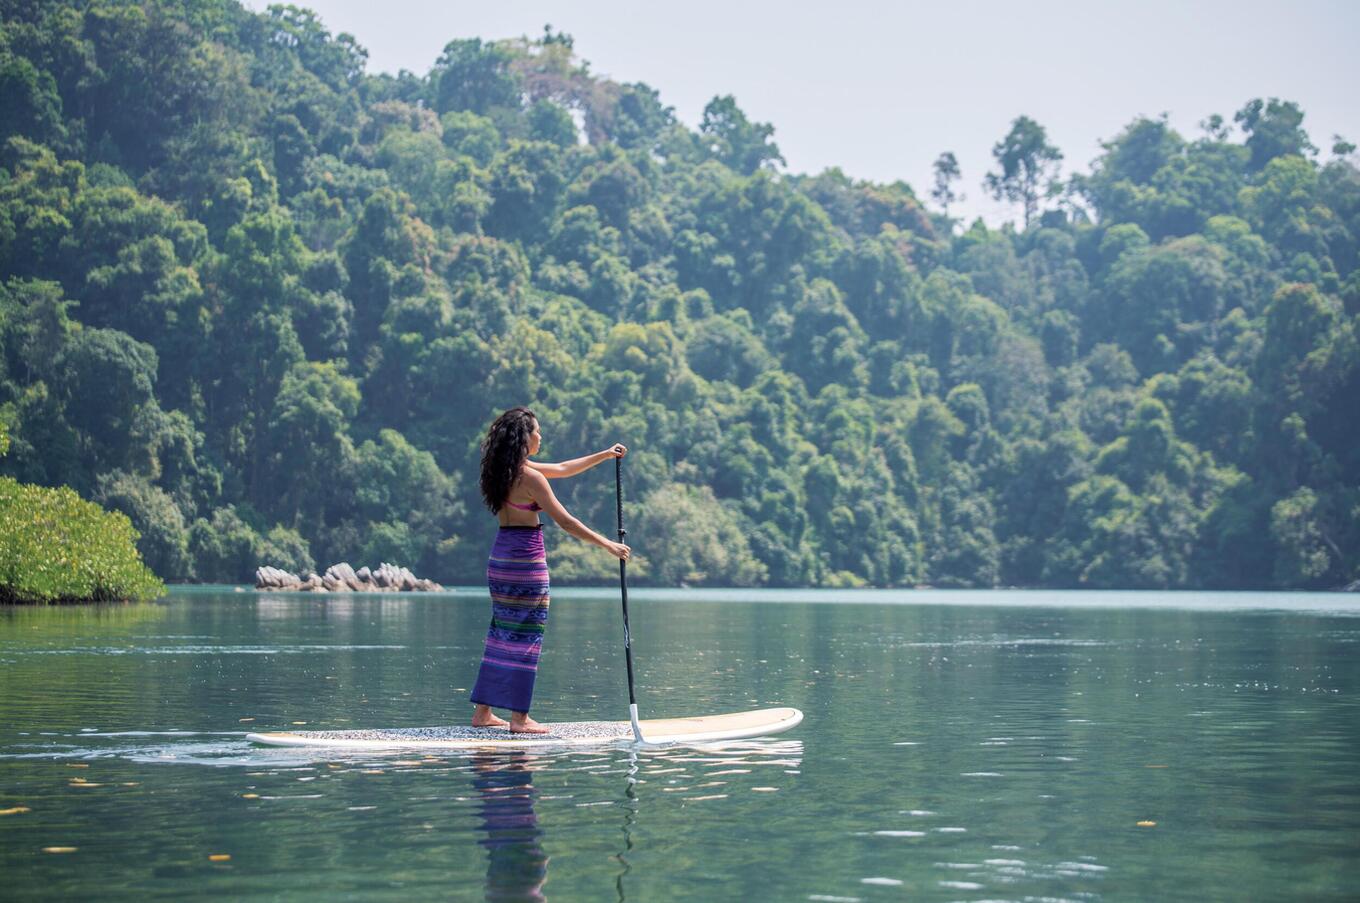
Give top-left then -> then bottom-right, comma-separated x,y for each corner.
1,0 -> 1357,589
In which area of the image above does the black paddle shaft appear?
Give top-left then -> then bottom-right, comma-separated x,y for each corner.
616,456 -> 637,706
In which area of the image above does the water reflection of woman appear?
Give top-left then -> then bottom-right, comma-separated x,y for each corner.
470,407 -> 630,734
473,753 -> 549,902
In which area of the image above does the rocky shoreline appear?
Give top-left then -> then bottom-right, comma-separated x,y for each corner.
254,562 -> 443,593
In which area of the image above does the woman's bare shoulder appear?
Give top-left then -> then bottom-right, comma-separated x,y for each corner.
519,467 -> 551,491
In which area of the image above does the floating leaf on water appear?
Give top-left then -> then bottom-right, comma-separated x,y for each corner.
241,793 -> 259,799
750,787 -> 778,792
0,807 -> 32,815
362,770 -> 384,775
209,854 -> 231,862
239,718 -> 255,723
70,782 -> 103,788
291,722 -> 307,726
42,847 -> 77,854
1137,820 -> 1157,827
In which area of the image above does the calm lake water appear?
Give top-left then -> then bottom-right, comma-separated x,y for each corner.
2,586 -> 1359,901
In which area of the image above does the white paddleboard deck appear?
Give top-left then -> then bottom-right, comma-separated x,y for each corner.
247,707 -> 802,749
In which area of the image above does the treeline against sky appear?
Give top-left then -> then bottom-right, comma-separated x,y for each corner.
1,1 -> 1357,588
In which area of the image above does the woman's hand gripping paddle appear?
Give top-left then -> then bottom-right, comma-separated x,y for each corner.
616,455 -> 644,743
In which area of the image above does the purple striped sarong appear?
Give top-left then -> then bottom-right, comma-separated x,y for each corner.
470,525 -> 550,713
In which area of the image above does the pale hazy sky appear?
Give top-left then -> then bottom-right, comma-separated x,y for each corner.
244,0 -> 1359,227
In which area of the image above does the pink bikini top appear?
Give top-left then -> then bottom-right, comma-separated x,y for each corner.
505,499 -> 541,512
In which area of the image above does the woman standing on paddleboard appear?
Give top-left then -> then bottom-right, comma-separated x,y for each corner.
471,406 -> 631,733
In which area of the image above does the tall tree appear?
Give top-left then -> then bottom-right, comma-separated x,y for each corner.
984,116 -> 1063,229
931,151 -> 962,217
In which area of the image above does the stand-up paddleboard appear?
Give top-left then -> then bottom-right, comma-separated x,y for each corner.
246,707 -> 802,750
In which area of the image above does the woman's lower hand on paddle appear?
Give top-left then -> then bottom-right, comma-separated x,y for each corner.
607,541 -> 631,561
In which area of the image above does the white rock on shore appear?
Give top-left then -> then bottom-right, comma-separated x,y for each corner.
254,562 -> 443,593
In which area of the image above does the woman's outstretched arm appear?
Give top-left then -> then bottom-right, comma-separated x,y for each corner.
520,469 -> 630,560
525,444 -> 626,479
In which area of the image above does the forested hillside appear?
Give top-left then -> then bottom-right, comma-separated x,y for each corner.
1,1 -> 1357,589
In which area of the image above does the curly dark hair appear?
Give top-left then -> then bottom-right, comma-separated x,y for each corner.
480,407 -> 538,513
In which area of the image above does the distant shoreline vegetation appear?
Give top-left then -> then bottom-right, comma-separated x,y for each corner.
0,3 -> 1356,592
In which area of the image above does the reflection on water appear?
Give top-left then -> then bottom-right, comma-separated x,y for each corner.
0,602 -> 166,634
0,588 -> 1358,901
473,753 -> 549,902
615,751 -> 638,903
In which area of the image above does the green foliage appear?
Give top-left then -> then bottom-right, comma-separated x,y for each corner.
685,312 -> 773,386
1269,487 -> 1332,585
607,83 -> 674,152
634,483 -> 767,586
1096,236 -> 1231,372
1235,98 -> 1316,171
0,476 -> 163,603
0,53 -> 66,151
527,100 -> 577,148
0,2 -> 1355,592
188,505 -> 312,583
94,469 -> 192,581
262,524 -> 315,577
440,110 -> 500,164
431,39 -> 520,115
699,95 -> 784,176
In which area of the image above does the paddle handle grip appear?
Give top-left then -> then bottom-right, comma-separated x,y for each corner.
615,454 -> 626,540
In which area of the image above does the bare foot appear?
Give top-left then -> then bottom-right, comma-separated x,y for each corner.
471,704 -> 510,729
509,714 -> 550,734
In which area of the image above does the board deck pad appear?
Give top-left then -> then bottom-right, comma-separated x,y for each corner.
246,707 -> 802,749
